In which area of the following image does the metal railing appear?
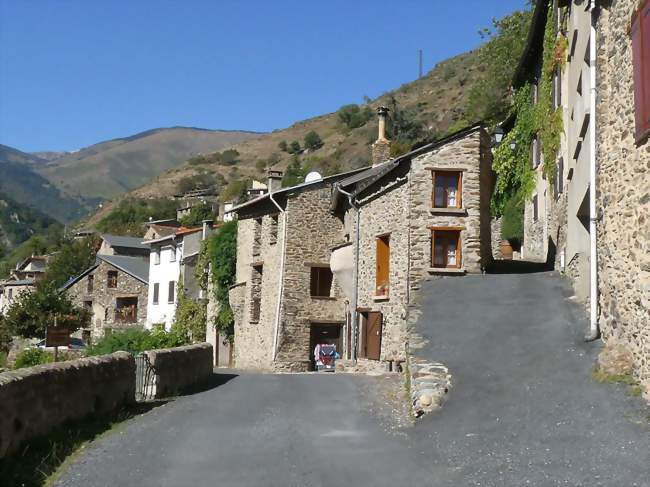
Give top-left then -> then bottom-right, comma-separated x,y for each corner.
134,352 -> 156,401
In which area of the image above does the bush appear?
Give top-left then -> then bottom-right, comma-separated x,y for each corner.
12,348 -> 73,369
176,172 -> 218,194
501,195 -> 524,242
337,104 -> 373,129
96,198 -> 177,236
278,140 -> 288,152
304,131 -> 323,151
87,327 -> 187,356
288,141 -> 302,155
178,202 -> 214,227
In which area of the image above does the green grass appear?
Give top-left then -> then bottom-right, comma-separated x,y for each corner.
0,403 -> 163,487
592,364 -> 645,398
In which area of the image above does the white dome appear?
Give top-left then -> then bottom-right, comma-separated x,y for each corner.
305,171 -> 323,183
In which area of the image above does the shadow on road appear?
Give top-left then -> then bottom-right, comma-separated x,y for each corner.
184,371 -> 239,396
487,259 -> 552,274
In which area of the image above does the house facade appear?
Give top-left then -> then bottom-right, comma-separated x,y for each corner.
0,255 -> 51,315
229,112 -> 493,373
63,254 -> 149,340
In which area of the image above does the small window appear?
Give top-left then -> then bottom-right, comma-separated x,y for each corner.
310,267 -> 333,297
87,274 -> 94,293
169,247 -> 176,263
107,271 -> 118,289
531,136 -> 541,168
555,158 -> 564,198
375,235 -> 390,297
431,230 -> 461,269
153,283 -> 159,305
269,215 -> 279,245
115,297 -> 138,323
83,300 -> 92,310
253,218 -> 262,255
433,171 -> 462,208
250,265 -> 263,322
8,289 -> 13,300
533,194 -> 539,222
168,281 -> 175,304
631,1 -> 650,142
154,250 -> 160,265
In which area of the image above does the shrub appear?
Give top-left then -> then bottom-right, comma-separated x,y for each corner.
304,131 -> 323,151
12,348 -> 73,369
501,195 -> 524,243
288,140 -> 302,154
214,149 -> 240,166
176,172 -> 218,194
178,202 -> 214,227
87,327 -> 187,356
96,198 -> 177,236
337,104 -> 373,129
278,140 -> 288,152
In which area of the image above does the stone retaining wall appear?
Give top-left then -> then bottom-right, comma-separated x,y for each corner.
0,352 -> 135,458
145,343 -> 213,398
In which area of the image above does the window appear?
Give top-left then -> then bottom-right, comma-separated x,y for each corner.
431,229 -> 461,269
310,267 -> 333,297
253,218 -> 262,255
115,297 -> 138,323
8,289 -> 13,300
433,171 -> 462,208
169,246 -> 176,263
533,194 -> 539,222
83,300 -> 92,310
375,235 -> 390,297
154,250 -> 160,265
107,271 -> 118,289
631,1 -> 650,142
87,274 -> 94,293
269,215 -> 279,245
531,136 -> 541,168
153,283 -> 159,305
555,158 -> 564,199
168,281 -> 175,303
250,265 -> 263,322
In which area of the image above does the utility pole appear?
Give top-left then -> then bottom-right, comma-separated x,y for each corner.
418,49 -> 423,79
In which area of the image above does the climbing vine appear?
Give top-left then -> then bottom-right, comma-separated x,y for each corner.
172,280 -> 207,342
492,2 -> 567,219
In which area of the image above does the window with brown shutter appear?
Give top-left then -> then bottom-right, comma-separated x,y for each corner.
107,271 -> 118,289
631,1 -> 650,142
310,267 -> 333,297
431,230 -> 461,269
375,235 -> 390,297
432,171 -> 462,208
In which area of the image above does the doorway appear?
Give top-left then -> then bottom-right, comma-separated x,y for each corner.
360,312 -> 382,360
309,323 -> 342,371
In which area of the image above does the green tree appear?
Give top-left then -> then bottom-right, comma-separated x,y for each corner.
303,131 -> 323,151
4,283 -> 91,339
255,159 -> 267,174
288,140 -> 302,154
281,157 -> 308,187
278,140 -> 288,152
176,171 -> 218,194
44,237 -> 98,288
467,7 -> 533,124
178,202 -> 214,227
96,198 -> 177,236
214,149 -> 240,166
172,283 -> 207,343
222,178 -> 251,202
337,104 -> 373,129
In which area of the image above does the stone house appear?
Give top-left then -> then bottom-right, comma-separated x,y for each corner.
98,234 -> 150,258
62,254 -> 149,340
0,255 -> 51,315
330,120 -> 494,371
229,110 -> 494,372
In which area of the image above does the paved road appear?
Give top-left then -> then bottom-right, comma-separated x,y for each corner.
55,272 -> 650,487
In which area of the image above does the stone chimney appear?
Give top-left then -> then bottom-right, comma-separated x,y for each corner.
372,106 -> 391,166
267,169 -> 283,193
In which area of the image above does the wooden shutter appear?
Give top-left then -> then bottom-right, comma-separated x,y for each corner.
631,8 -> 650,141
375,236 -> 390,295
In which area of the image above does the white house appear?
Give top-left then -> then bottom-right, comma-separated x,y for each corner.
143,224 -> 210,330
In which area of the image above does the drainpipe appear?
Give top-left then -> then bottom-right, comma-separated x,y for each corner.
269,191 -> 287,360
585,0 -> 599,341
335,185 -> 360,362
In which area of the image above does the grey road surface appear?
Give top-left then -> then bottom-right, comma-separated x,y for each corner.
55,272 -> 650,487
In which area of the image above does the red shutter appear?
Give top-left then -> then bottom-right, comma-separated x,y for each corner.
631,8 -> 649,141
642,1 -> 650,139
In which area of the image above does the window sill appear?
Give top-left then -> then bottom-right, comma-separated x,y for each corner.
372,295 -> 390,302
311,296 -> 336,301
249,320 -> 259,324
428,267 -> 466,275
430,207 -> 468,216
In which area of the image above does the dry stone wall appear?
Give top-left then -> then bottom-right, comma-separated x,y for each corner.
596,0 -> 650,393
0,352 -> 135,458
145,343 -> 213,398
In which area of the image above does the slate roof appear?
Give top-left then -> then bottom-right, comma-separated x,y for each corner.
97,255 -> 149,284
1,279 -> 36,287
101,234 -> 150,250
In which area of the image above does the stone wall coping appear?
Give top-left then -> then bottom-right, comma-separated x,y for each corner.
423,166 -> 468,172
0,351 -> 133,386
145,342 -> 212,357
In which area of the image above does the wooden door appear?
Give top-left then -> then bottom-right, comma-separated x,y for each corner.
364,312 -> 382,360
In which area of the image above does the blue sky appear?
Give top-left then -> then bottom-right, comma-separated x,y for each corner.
0,0 -> 527,152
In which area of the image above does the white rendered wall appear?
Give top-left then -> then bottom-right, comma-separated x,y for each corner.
146,244 -> 181,330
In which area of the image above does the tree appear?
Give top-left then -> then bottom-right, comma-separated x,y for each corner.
337,104 -> 373,129
282,157 -> 308,187
467,7 -> 533,124
176,171 -> 218,194
44,237 -> 98,288
178,202 -> 214,227
303,131 -> 323,151
96,198 -> 177,236
222,177 -> 251,203
4,283 -> 91,339
386,95 -> 426,145
215,149 -> 240,166
172,283 -> 207,343
288,140 -> 302,154
278,140 -> 288,152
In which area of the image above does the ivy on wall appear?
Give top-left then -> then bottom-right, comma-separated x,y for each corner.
492,2 -> 566,226
172,280 -> 207,343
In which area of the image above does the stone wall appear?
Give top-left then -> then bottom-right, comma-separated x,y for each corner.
491,217 -> 503,260
596,0 -> 650,393
523,169 -> 548,262
275,187 -> 346,370
0,352 -> 135,458
145,343 -> 213,398
66,259 -> 148,340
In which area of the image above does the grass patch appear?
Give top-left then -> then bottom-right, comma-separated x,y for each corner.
592,365 -> 637,386
0,402 -> 164,487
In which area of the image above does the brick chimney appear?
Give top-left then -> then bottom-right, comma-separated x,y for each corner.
372,106 -> 391,166
267,169 -> 283,193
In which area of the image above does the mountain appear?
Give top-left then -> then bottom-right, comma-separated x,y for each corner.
0,192 -> 60,258
0,145 -> 89,223
35,127 -> 263,201
86,50 -> 485,225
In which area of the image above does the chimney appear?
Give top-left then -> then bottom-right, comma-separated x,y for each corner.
372,106 -> 391,166
267,169 -> 283,193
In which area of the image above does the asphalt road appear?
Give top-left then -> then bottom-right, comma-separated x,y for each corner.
55,272 -> 650,487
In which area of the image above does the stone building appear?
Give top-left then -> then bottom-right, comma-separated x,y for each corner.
62,254 -> 149,340
0,255 -> 51,315
331,121 -> 494,371
596,0 -> 650,391
229,109 -> 494,373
